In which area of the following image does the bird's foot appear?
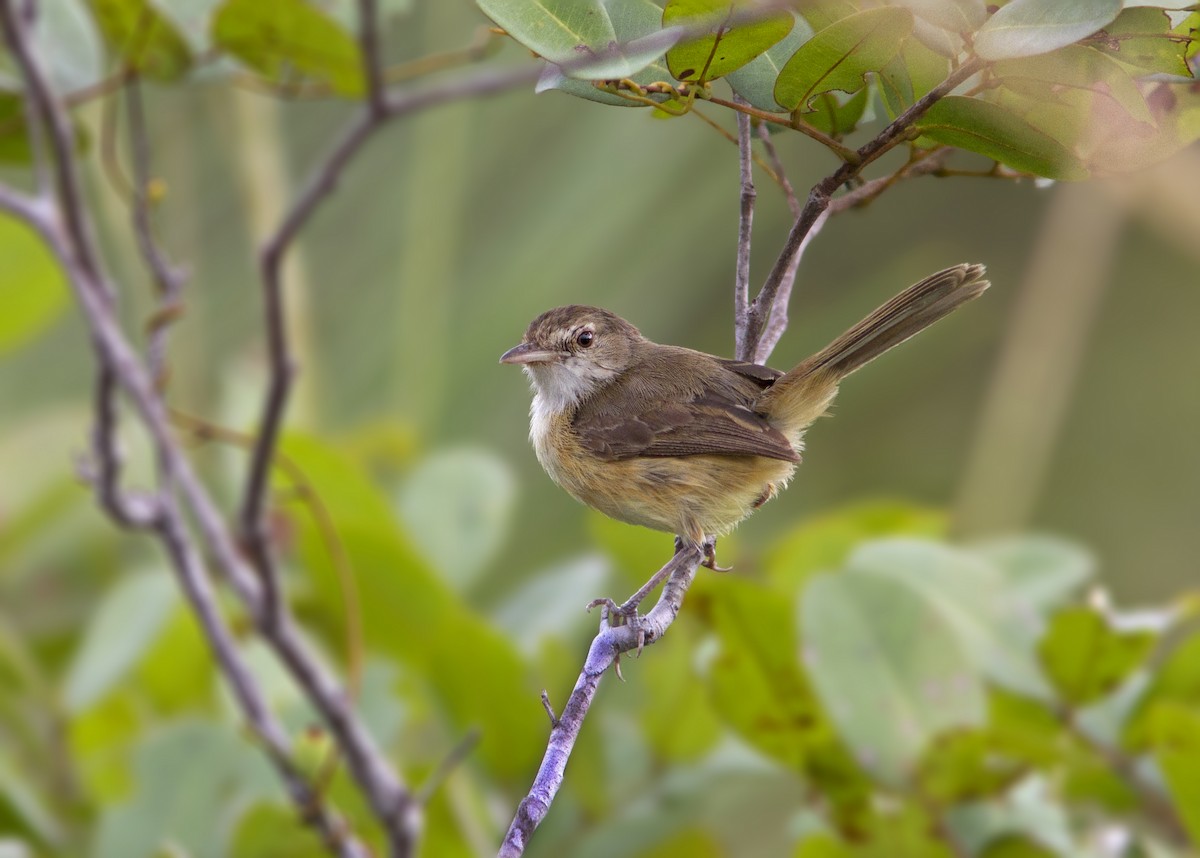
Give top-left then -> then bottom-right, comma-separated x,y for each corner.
586,597 -> 646,661
700,538 -> 732,572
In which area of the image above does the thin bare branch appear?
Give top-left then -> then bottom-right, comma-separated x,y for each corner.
359,0 -> 386,117
498,546 -> 703,858
753,123 -> 806,362
125,75 -> 187,387
733,95 -> 755,360
741,57 -> 984,363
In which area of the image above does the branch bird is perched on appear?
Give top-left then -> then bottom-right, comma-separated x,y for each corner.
501,264 -> 989,575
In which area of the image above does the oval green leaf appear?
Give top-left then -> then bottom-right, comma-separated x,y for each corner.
87,0 -> 192,82
974,0 -> 1123,61
915,95 -> 1088,180
775,6 -> 913,112
801,566 -> 987,785
663,0 -> 794,83
212,0 -> 364,97
0,215 -> 69,353
727,12 -> 813,111
1036,606 -> 1156,706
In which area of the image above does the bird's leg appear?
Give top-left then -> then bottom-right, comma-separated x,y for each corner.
701,538 -> 732,572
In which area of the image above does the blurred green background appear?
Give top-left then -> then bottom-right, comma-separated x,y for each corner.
2,1 -> 1199,856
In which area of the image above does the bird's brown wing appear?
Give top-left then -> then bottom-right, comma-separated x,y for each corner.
574,393 -> 799,463
714,358 -> 783,388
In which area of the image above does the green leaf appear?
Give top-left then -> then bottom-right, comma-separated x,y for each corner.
396,447 -> 516,591
1036,606 -> 1156,706
638,617 -> 723,762
915,96 -> 1087,180
800,565 -> 987,785
477,0 -> 671,80
775,7 -> 913,112
915,728 -> 1028,805
1123,630 -> 1200,750
0,751 -> 61,845
0,215 -> 68,351
727,12 -> 814,111
995,44 -> 1155,125
974,0 -> 1123,61
229,802 -> 326,858
1089,7 -> 1194,77
805,86 -> 870,137
61,570 -> 178,713
663,0 -> 794,83
877,36 -> 950,118
282,433 -> 541,779
977,834 -> 1058,858
212,0 -> 364,97
794,833 -> 852,858
703,576 -> 867,804
32,0 -> 105,92
86,0 -> 193,81
1146,702 -> 1200,846
890,0 -> 986,34
93,721 -> 279,858
971,536 -> 1092,609
534,0 -> 675,106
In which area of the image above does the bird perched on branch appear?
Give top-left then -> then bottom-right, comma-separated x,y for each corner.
501,264 -> 989,573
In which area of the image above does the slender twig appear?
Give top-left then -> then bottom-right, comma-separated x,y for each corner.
705,93 -> 856,161
125,74 -> 187,387
498,546 -> 704,858
358,0 -> 386,117
742,57 -> 983,363
753,123 -> 804,361
733,94 -> 755,359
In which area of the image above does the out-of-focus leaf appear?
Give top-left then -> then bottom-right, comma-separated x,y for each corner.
87,0 -> 193,81
282,433 -> 541,778
915,96 -> 1087,179
1089,7 -> 1193,76
766,500 -> 945,591
1123,630 -> 1200,750
995,45 -> 1155,125
61,570 -> 177,713
877,35 -> 950,118
636,608 -> 721,763
0,216 -> 68,351
801,563 -> 987,786
775,7 -> 913,111
855,803 -> 956,857
727,12 -> 813,111
68,692 -> 140,801
32,0 -> 105,92
1146,702 -> 1200,846
1036,606 -> 1156,706
663,0 -> 794,82
212,0 -> 364,96
588,510 -> 678,589
0,753 -> 60,845
229,801 -> 325,858
794,833 -> 852,858
948,777 -> 1077,856
636,827 -> 724,857
915,729 -> 1028,805
396,447 -> 516,590
977,834 -> 1058,858
702,576 -> 869,809
974,0 -> 1123,61
850,539 -> 1049,698
493,553 -> 609,654
133,605 -> 215,714
890,0 -> 986,34
971,536 -> 1092,609
478,0 -> 674,80
92,720 -> 279,858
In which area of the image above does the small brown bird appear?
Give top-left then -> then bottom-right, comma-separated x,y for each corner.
501,264 -> 989,570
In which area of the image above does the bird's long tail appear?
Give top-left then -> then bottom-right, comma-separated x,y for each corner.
758,263 -> 990,433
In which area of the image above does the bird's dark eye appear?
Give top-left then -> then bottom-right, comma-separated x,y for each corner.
576,330 -> 594,348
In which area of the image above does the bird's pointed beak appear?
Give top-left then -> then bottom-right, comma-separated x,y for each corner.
499,342 -> 564,365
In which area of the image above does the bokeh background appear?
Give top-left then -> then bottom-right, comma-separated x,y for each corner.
1,1 -> 1199,856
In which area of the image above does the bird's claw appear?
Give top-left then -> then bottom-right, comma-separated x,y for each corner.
586,597 -> 647,658
701,539 -> 733,573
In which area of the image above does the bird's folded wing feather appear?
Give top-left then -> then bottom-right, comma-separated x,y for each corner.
574,393 -> 799,463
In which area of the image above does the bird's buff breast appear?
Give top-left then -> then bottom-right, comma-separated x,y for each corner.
530,395 -> 797,542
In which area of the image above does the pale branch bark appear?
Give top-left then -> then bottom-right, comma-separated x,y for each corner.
498,546 -> 703,858
753,123 -> 806,363
741,57 -> 983,363
733,94 -> 755,361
